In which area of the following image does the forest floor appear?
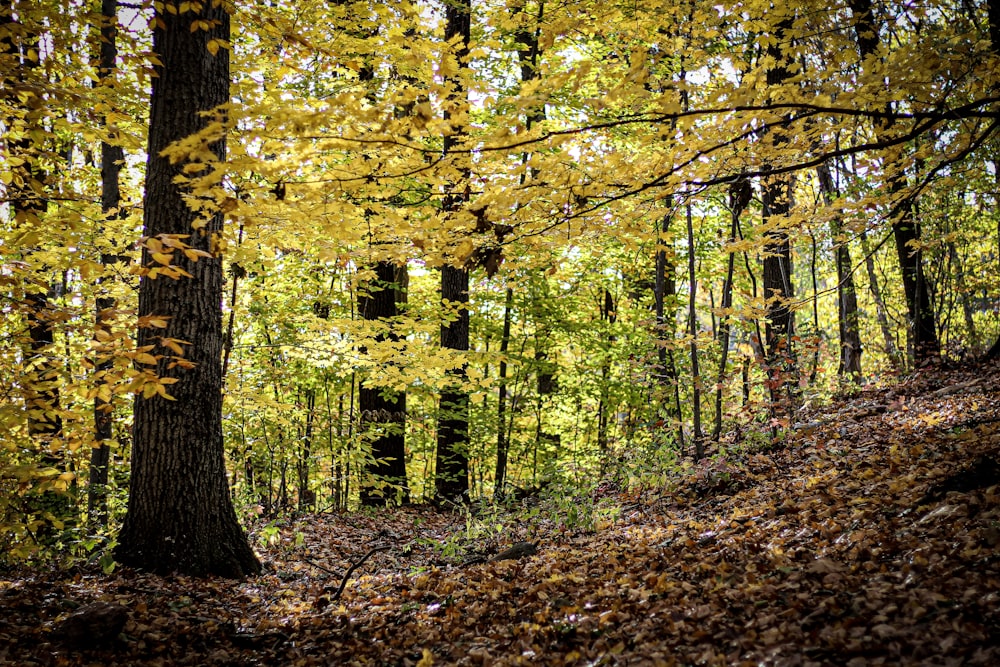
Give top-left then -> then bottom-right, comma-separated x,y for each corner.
3,360 -> 1000,666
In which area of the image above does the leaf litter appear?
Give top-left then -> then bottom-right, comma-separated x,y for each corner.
3,360 -> 1000,665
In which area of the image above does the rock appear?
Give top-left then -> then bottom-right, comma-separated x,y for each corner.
56,601 -> 129,648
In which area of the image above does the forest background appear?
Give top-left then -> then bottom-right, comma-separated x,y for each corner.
2,0 -> 1000,573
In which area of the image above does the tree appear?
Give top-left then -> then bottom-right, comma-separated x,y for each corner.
88,0 -> 126,528
358,262 -> 409,506
849,0 -> 940,364
114,0 -> 260,578
434,0 -> 473,503
760,10 -> 797,403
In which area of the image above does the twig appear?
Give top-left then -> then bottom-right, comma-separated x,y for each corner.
312,546 -> 391,601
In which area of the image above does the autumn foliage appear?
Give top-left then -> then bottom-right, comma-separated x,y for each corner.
2,361 -> 1000,664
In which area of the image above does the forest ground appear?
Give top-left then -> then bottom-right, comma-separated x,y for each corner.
3,360 -> 1000,666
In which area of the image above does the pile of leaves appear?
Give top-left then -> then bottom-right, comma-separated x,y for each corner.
3,361 -> 1000,666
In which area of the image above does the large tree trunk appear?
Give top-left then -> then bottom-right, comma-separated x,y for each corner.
849,0 -> 939,364
359,261 -> 409,506
115,1 -> 259,578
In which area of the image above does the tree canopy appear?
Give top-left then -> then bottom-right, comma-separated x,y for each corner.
1,0 -> 999,569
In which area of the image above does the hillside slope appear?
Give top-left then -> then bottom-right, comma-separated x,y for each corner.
2,361 -> 999,666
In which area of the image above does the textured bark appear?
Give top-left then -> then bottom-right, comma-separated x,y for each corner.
596,290 -> 616,459
115,2 -> 259,578
850,0 -> 939,363
359,261 -> 409,506
761,12 -> 796,385
654,211 -> 684,449
436,264 -> 470,502
435,0 -> 472,503
685,203 -> 703,459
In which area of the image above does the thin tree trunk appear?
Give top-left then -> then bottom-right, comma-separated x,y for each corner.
947,241 -> 978,351
859,231 -> 902,369
596,289 -> 616,462
686,203 -> 703,459
654,210 -> 684,450
713,178 -> 749,442
816,162 -> 863,379
4,1 -> 71,539
494,287 -> 513,499
89,0 -> 126,528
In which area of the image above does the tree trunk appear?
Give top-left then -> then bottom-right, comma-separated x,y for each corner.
859,231 -> 902,369
115,1 -> 259,578
654,210 -> 684,449
761,12 -> 797,400
359,262 -> 409,506
849,0 -> 940,363
713,178 -> 749,442
685,203 -> 703,459
436,264 -> 471,502
434,0 -> 472,503
89,0 -> 125,528
596,289 -> 616,462
494,287 -> 513,499
4,0 -> 73,538
816,162 -> 863,379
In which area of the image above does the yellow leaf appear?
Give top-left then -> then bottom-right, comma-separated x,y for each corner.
162,339 -> 186,355
152,252 -> 172,265
135,353 -> 158,365
416,649 -> 434,667
454,239 -> 474,262
156,384 -> 176,400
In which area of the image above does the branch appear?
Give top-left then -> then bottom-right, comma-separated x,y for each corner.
308,545 -> 391,601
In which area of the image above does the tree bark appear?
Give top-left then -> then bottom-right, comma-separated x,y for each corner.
761,11 -> 797,402
685,203 -> 703,459
436,264 -> 471,502
359,262 -> 409,506
713,178 -> 749,442
849,0 -> 940,363
115,1 -> 259,578
435,0 -> 472,503
654,210 -> 684,449
494,287 -> 513,499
